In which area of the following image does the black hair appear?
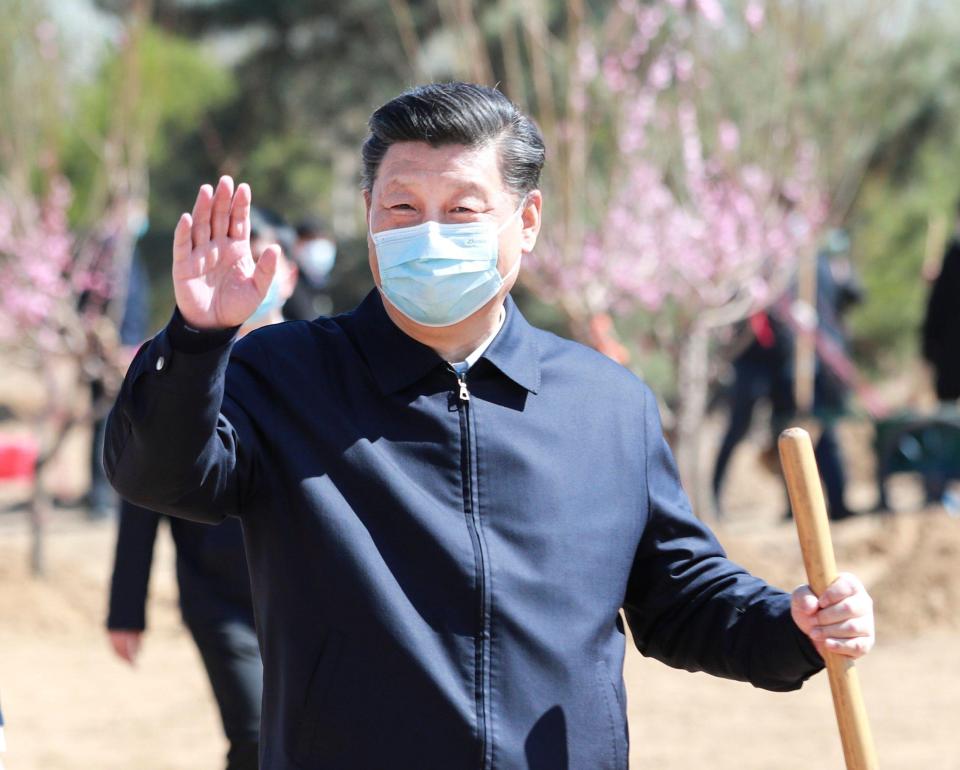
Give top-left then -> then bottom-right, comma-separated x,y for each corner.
250,206 -> 295,255
361,82 -> 545,198
295,216 -> 327,239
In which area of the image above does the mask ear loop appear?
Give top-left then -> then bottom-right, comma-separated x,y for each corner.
498,192 -> 531,282
497,193 -> 530,235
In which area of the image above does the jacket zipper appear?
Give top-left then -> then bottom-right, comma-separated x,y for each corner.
451,367 -> 490,769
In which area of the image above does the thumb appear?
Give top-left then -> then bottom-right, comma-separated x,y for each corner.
790,584 -> 820,633
253,244 -> 280,298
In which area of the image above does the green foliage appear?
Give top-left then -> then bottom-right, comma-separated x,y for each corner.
61,24 -> 235,225
839,8 -> 960,372
42,0 -> 960,383
848,129 -> 960,371
239,133 -> 334,222
0,1 -> 65,191
686,1 -> 960,381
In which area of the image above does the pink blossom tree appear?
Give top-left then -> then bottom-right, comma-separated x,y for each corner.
0,2 -> 150,575
0,175 -> 134,574
399,0 -> 830,513
522,0 -> 829,511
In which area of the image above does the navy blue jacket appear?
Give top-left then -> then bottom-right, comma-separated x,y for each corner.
105,290 -> 822,770
107,501 -> 254,632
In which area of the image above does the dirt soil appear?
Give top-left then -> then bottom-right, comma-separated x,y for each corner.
1,417 -> 959,769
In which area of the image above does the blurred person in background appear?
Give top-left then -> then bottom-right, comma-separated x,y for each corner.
106,210 -> 298,770
792,228 -> 863,520
711,309 -> 794,519
922,199 -> 960,403
713,229 -> 862,522
84,206 -> 152,520
808,228 -> 863,521
283,215 -> 336,320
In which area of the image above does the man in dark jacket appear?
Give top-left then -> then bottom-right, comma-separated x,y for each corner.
105,82 -> 874,769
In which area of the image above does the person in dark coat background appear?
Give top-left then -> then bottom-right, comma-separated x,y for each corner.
713,230 -> 863,521
711,310 -> 794,518
104,83 -> 875,769
106,214 -> 298,770
86,223 -> 152,520
809,229 -> 864,520
922,201 -> 960,402
282,216 -> 336,321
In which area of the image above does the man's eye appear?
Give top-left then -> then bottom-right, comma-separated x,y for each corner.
451,206 -> 476,214
390,204 -> 415,211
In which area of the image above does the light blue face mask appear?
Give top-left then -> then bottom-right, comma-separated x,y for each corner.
246,273 -> 284,325
370,201 -> 525,327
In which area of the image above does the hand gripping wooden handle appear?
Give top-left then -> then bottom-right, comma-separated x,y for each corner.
778,428 -> 878,770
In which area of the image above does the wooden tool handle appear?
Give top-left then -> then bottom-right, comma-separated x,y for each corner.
778,427 -> 878,770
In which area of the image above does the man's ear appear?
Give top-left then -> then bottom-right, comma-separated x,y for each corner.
520,190 -> 542,253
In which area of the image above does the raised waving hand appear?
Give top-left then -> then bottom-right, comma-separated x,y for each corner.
172,176 -> 279,330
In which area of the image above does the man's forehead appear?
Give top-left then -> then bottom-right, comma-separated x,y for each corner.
375,141 -> 504,193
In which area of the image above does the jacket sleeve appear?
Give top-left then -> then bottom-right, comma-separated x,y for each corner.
103,308 -> 263,524
106,501 -> 162,631
623,385 -> 824,692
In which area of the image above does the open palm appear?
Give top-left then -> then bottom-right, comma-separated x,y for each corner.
172,175 -> 278,330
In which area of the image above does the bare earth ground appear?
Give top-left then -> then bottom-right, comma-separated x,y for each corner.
1,415 -> 959,769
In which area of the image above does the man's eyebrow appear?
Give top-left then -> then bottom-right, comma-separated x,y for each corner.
449,182 -> 490,199
381,178 -> 491,198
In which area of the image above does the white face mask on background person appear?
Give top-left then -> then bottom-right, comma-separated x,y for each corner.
297,238 -> 337,285
370,199 -> 525,327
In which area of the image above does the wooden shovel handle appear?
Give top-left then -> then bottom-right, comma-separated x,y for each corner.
778,427 -> 878,770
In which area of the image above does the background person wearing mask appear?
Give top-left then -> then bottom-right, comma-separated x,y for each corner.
283,215 -> 336,320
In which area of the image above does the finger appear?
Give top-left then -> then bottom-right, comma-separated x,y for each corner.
173,213 -> 193,263
815,592 -> 872,627
110,634 -> 133,664
791,585 -> 819,616
191,183 -> 214,247
810,617 -> 872,641
229,182 -> 252,241
790,586 -> 820,638
822,635 -> 874,659
818,572 -> 863,609
210,175 -> 235,240
253,244 -> 280,297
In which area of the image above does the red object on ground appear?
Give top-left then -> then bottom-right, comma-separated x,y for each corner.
0,437 -> 39,480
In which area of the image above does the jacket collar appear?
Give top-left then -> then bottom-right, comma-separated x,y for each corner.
345,289 -> 540,395
483,295 -> 540,394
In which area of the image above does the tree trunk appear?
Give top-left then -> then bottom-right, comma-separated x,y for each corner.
675,324 -> 711,518
29,476 -> 49,577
